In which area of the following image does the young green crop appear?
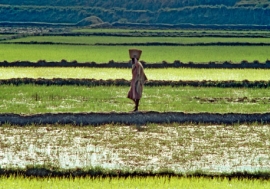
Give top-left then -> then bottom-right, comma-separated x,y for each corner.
1,85 -> 270,114
6,36 -> 270,44
1,67 -> 270,81
1,176 -> 269,189
0,44 -> 269,63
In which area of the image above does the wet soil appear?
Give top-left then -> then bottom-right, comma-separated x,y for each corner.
194,97 -> 270,104
0,124 -> 269,177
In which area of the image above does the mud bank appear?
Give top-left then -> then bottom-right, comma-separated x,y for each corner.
1,168 -> 269,179
1,78 -> 270,88
1,112 -> 270,126
1,60 -> 270,69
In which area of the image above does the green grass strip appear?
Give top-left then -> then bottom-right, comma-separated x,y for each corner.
0,44 -> 269,63
1,85 -> 270,114
1,68 -> 270,81
6,36 -> 270,44
1,175 -> 269,189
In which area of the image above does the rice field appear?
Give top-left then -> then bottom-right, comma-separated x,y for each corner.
1,176 -> 270,189
1,28 -> 270,63
0,123 -> 269,173
0,28 -> 270,183
0,44 -> 269,63
6,36 -> 270,44
1,67 -> 270,81
1,85 -> 270,114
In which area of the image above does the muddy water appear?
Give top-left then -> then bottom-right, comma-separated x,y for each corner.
0,124 -> 269,173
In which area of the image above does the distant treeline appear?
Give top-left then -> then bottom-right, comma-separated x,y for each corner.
4,30 -> 270,38
0,0 -> 239,10
1,0 -> 268,10
0,0 -> 269,26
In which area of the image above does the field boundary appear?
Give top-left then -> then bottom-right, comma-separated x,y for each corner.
1,60 -> 270,68
4,41 -> 270,46
1,167 -> 269,179
1,78 -> 270,88
1,112 -> 270,126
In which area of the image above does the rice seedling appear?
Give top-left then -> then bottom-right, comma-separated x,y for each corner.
1,176 -> 270,189
0,123 -> 269,173
0,44 -> 269,63
1,85 -> 270,114
2,67 -> 270,81
6,35 -> 270,44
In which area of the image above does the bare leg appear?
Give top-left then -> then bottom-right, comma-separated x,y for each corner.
130,99 -> 136,111
134,99 -> 140,111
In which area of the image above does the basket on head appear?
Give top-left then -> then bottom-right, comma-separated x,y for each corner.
129,49 -> 142,60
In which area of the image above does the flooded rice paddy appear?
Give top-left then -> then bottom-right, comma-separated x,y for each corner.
0,124 -> 269,173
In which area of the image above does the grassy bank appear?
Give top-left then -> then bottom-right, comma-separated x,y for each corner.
2,67 -> 270,81
1,176 -> 270,189
0,44 -> 269,63
0,85 -> 270,114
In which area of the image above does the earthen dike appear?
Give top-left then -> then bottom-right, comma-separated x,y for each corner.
1,112 -> 269,126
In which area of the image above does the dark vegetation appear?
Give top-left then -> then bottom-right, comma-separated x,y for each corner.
0,0 -> 269,26
2,78 -> 270,88
2,111 -> 270,126
2,28 -> 270,38
0,0 -> 240,9
1,60 -> 270,68
4,41 -> 270,46
1,166 -> 269,179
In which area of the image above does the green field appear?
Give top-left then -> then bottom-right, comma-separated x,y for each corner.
1,85 -> 270,114
0,28 -> 270,182
6,36 -> 270,44
1,28 -> 270,63
0,44 -> 269,63
1,176 -> 269,189
0,34 -> 13,40
1,67 -> 270,81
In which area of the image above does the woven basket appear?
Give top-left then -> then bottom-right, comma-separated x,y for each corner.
129,49 -> 142,60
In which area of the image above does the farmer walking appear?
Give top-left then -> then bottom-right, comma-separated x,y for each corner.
127,49 -> 148,111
